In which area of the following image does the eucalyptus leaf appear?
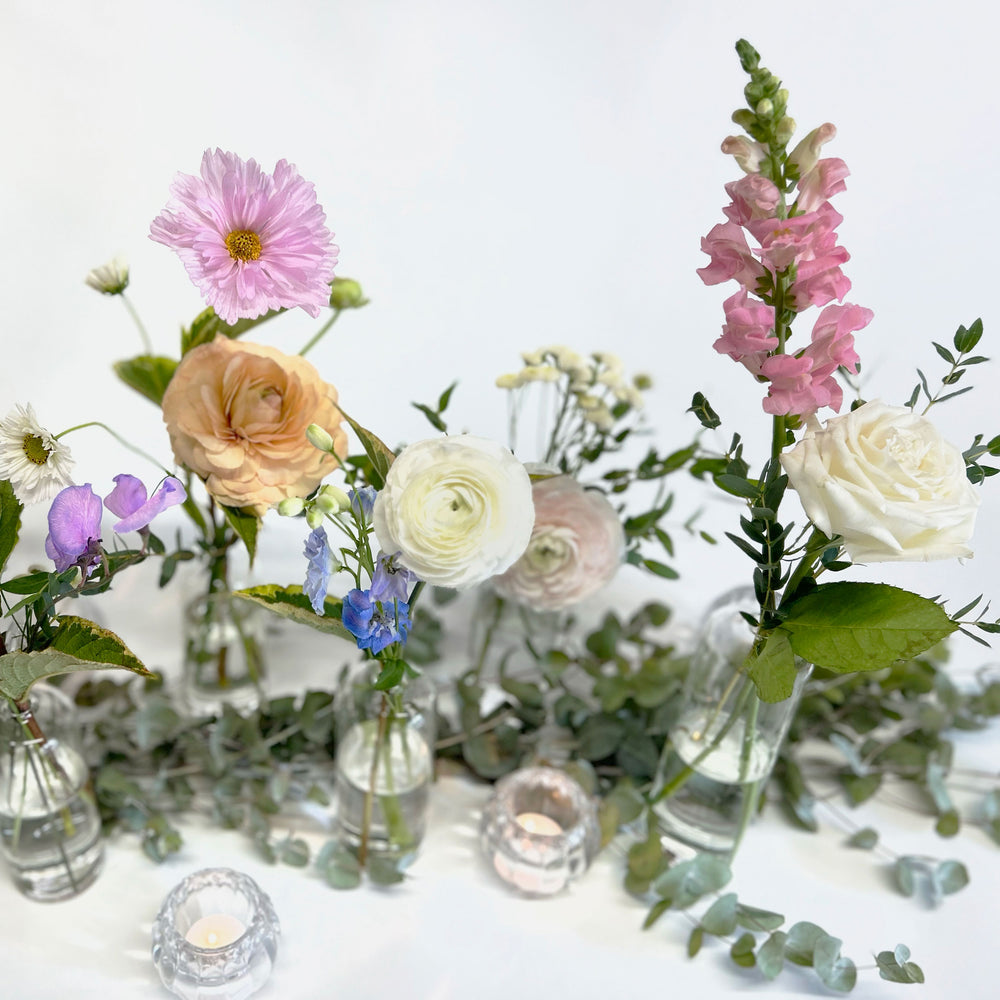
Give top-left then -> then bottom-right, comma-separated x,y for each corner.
736,902 -> 784,933
700,891 -> 738,936
784,920 -> 825,966
845,827 -> 879,850
934,859 -> 969,896
876,946 -> 926,984
756,931 -> 787,979
652,854 -> 731,910
235,585 -> 351,639
729,931 -> 757,968
813,933 -> 857,992
781,583 -> 957,673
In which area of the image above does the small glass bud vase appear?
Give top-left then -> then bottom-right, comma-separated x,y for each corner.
480,766 -> 600,896
652,588 -> 812,854
0,683 -> 104,901
334,660 -> 437,865
182,590 -> 267,717
151,867 -> 280,1000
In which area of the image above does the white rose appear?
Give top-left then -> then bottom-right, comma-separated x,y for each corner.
373,435 -> 534,588
492,475 -> 625,610
780,400 -> 980,563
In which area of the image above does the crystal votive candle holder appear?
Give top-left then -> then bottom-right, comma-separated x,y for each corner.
151,868 -> 280,1000
480,766 -> 600,896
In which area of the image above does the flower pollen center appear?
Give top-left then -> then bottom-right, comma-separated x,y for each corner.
22,433 -> 51,465
225,229 -> 263,262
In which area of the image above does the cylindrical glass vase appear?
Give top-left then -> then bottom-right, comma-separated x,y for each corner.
0,684 -> 104,900
653,588 -> 811,854
334,660 -> 437,865
182,590 -> 267,717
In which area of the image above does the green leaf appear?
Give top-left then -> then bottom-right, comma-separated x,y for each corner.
641,558 -> 679,580
729,932 -> 757,968
576,713 -> 626,760
220,504 -> 259,564
745,631 -> 798,703
780,583 -> 957,673
736,903 -> 784,933
367,856 -> 407,885
339,409 -> 395,489
0,617 -> 155,701
0,570 -> 49,595
411,402 -> 446,432
374,658 -> 405,690
935,859 -> 969,896
877,945 -> 926,984
687,925 -> 704,956
181,305 -> 283,355
814,933 -> 857,992
320,847 -> 362,890
784,920 -> 825,966
642,898 -> 671,930
279,837 -> 311,868
845,827 -> 879,849
756,931 -> 787,980
652,854 -> 731,910
688,392 -> 721,429
0,479 -> 23,578
715,474 -> 759,499
700,892 -> 738,936
112,355 -> 179,406
235,585 -> 351,640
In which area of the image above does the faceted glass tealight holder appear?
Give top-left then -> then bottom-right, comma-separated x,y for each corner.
480,766 -> 600,896
151,868 -> 279,1000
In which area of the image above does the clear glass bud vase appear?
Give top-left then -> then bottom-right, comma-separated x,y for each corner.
182,590 -> 267,717
333,660 -> 437,866
652,588 -> 811,854
0,684 -> 104,900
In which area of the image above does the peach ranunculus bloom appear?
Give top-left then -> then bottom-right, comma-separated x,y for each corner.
161,336 -> 347,516
492,474 -> 625,611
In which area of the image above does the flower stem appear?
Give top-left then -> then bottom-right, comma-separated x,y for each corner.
54,421 -> 171,475
358,692 -> 390,869
298,308 -> 341,358
120,293 -> 154,355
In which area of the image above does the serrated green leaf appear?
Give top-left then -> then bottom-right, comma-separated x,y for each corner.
0,626 -> 155,701
745,631 -> 798,703
235,585 -> 351,639
0,479 -> 23,578
112,355 -> 179,406
220,504 -> 259,564
781,583 -> 957,673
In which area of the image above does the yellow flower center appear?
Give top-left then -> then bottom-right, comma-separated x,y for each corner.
225,230 -> 263,262
22,433 -> 51,465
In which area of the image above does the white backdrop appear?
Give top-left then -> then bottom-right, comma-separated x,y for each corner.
3,4 -> 1000,998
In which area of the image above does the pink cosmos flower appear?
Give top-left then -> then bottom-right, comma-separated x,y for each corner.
150,149 -> 338,325
696,222 -> 768,290
723,175 -> 781,226
796,158 -> 850,214
713,289 -> 777,375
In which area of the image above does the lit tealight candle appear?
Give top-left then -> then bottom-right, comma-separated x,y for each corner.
184,914 -> 247,950
515,811 -> 563,836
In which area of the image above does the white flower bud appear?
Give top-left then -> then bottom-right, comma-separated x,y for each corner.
519,365 -> 561,383
319,484 -> 351,511
521,349 -> 546,365
277,496 -> 305,517
84,256 -> 129,295
495,373 -> 524,389
306,423 -> 335,453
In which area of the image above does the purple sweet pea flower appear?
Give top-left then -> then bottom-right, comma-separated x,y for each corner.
45,484 -> 104,575
303,526 -> 333,615
341,588 -> 411,654
369,551 -> 417,604
104,474 -> 186,534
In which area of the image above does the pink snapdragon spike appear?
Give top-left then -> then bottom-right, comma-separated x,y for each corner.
45,484 -> 104,575
696,222 -> 768,289
714,289 -> 777,374
149,149 -> 338,325
104,474 -> 187,534
796,157 -> 850,214
787,122 -> 837,178
721,135 -> 767,174
723,174 -> 781,226
749,202 -> 845,272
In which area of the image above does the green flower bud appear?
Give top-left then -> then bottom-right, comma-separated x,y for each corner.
633,373 -> 653,391
329,277 -> 368,310
306,507 -> 325,530
755,98 -> 774,119
277,496 -> 306,517
731,109 -> 756,131
306,423 -> 335,453
318,484 -> 351,512
775,116 -> 797,145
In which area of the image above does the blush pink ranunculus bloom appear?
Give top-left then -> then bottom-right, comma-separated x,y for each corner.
491,475 -> 625,611
161,336 -> 346,516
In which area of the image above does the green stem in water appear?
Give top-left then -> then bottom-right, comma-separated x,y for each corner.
298,309 -> 341,358
358,692 -> 391,869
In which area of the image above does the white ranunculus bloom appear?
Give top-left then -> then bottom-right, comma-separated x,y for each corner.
373,435 -> 534,588
780,400 -> 980,563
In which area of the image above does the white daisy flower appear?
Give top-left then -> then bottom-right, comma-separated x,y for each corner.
84,256 -> 130,295
0,404 -> 74,504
